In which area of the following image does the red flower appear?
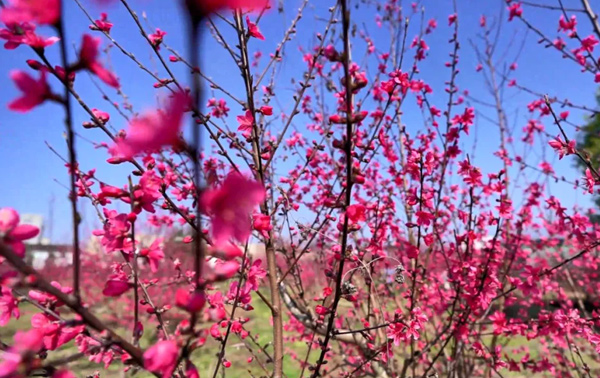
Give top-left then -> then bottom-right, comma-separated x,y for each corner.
246,259 -> 266,291
93,210 -> 130,253
144,340 -> 178,378
259,105 -> 273,115
237,110 -> 255,139
508,3 -> 522,21
113,91 -> 189,159
31,313 -> 82,350
79,34 -> 120,88
0,208 -> 40,256
315,305 -> 330,316
548,136 -> 575,159
206,260 -> 240,282
148,28 -> 166,49
139,238 -> 164,272
558,15 -> 577,33
207,98 -> 230,118
102,277 -> 132,297
415,211 -> 434,227
188,0 -> 269,15
176,289 -> 206,313
448,13 -> 457,26
580,35 -> 598,52
0,286 -> 19,326
346,204 -> 366,224
90,13 -> 113,33
0,0 -> 60,26
246,16 -> 265,40
202,172 -> 265,245
186,362 -> 200,378
8,70 -> 51,113
0,22 -> 59,50
0,329 -> 44,377
585,168 -> 595,194
210,243 -> 244,260
252,213 -> 272,238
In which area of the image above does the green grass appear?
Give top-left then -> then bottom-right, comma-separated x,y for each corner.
2,294 -> 313,377
8,296 -> 598,377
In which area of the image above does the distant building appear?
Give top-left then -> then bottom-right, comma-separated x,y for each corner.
21,214 -> 44,245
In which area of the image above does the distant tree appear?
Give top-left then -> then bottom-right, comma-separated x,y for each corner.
576,91 -> 600,218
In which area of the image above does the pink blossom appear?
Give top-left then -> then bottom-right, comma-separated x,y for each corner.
102,277 -> 132,297
0,23 -> 31,49
580,35 -> 598,53
387,321 -> 407,345
79,34 -> 120,88
0,329 -> 44,377
406,244 -> 419,259
92,108 -> 110,123
31,313 -> 83,350
189,0 -> 269,15
323,45 -> 340,61
139,238 -> 164,272
113,91 -> 189,159
148,28 -> 166,49
558,15 -> 577,33
259,105 -> 273,115
206,260 -> 240,281
329,114 -> 345,124
207,98 -> 230,118
252,213 -> 272,238
186,362 -> 200,378
29,281 -> 72,307
315,305 -> 329,315
508,3 -> 522,21
210,323 -> 222,339
497,199 -> 513,219
121,171 -> 162,213
201,172 -> 265,245
246,16 -> 265,40
448,14 -> 457,26
0,286 -> 20,326
415,211 -> 434,227
210,242 -> 244,260
175,289 -> 206,313
90,13 -> 113,33
585,168 -> 595,194
246,259 -> 266,290
237,110 -> 255,138
93,210 -> 130,253
0,208 -> 40,257
0,0 -> 60,25
548,136 -> 576,159
0,22 -> 59,50
143,340 -> 178,378
346,204 -> 366,224
8,70 -> 51,113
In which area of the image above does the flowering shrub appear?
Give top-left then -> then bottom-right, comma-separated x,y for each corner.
4,0 -> 600,377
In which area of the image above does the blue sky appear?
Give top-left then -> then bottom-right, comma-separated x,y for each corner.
0,0 -> 597,242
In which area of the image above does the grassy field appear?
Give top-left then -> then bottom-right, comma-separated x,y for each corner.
3,297 -> 599,377
1,294 -> 312,377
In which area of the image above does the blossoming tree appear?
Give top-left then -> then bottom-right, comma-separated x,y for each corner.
2,0 -> 600,377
